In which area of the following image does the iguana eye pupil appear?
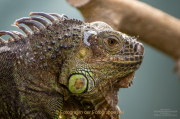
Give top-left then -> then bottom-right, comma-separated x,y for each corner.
110,39 -> 114,44
107,38 -> 118,46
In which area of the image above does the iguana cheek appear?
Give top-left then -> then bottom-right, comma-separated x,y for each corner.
68,74 -> 87,94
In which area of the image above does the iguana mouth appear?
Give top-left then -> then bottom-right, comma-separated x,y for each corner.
90,55 -> 144,63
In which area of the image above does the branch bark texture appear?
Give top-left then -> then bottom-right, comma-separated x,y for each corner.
67,0 -> 180,60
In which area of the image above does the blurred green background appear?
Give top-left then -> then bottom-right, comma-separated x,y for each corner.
0,0 -> 179,119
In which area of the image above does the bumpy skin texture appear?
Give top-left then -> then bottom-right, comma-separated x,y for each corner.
0,12 -> 144,119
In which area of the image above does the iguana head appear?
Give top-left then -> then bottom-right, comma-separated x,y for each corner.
61,21 -> 144,118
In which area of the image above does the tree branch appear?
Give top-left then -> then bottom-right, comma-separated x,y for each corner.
67,0 -> 180,61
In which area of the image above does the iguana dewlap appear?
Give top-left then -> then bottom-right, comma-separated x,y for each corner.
0,12 -> 144,119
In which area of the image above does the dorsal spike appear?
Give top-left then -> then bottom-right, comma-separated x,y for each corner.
29,17 -> 51,27
12,31 -> 25,39
60,14 -> 69,20
8,37 -> 14,42
0,31 -> 19,41
30,12 -> 56,24
0,37 -> 6,44
15,19 -> 44,31
14,24 -> 31,35
26,24 -> 38,32
136,36 -> 139,41
49,13 -> 68,21
15,17 -> 51,28
49,13 -> 62,21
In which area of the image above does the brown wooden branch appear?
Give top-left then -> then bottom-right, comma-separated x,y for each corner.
66,0 -> 180,61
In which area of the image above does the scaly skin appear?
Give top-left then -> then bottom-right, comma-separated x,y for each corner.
0,12 -> 144,119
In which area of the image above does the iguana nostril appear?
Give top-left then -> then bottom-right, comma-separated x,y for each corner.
137,43 -> 144,54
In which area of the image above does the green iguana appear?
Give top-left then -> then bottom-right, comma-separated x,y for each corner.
0,12 -> 144,119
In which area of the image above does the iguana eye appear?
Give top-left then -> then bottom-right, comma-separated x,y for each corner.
106,38 -> 118,46
103,36 -> 122,51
